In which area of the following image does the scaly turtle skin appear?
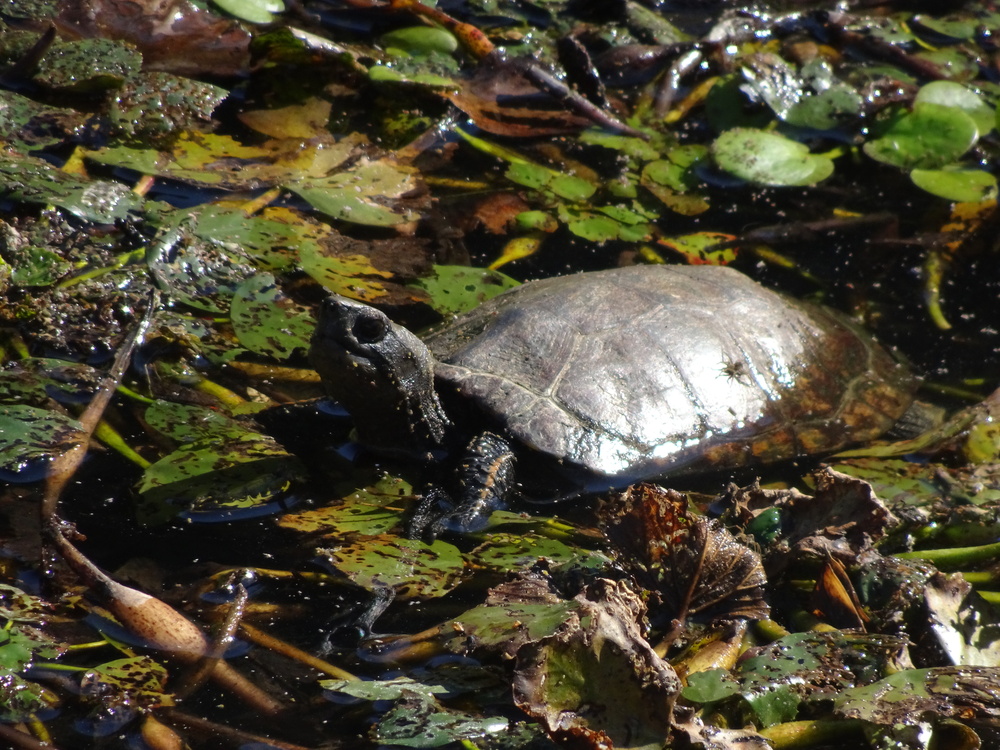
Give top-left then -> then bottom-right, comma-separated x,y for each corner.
310,264 -> 917,532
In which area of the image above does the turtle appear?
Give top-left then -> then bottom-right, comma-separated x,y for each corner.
309,264 -> 917,533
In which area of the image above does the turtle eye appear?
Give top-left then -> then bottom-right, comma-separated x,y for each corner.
352,314 -> 388,344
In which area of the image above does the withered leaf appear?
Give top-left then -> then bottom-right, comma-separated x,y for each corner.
445,55 -> 593,138
600,484 -> 769,626
512,579 -> 680,750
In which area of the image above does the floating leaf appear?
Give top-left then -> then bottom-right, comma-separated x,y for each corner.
0,671 -> 60,723
109,71 -> 228,144
835,666 -> 1000,726
915,80 -> 995,136
712,128 -> 834,186
0,90 -> 84,153
657,232 -> 738,264
380,26 -> 459,56
81,657 -> 171,711
239,97 -> 332,140
298,244 -> 393,302
146,207 -> 258,314
409,265 -> 520,316
144,401 -> 247,444
863,102 -> 978,170
88,132 -> 356,189
212,0 -> 284,24
230,273 -> 315,359
375,692 -> 509,748
505,162 -> 597,201
0,405 -> 83,482
34,38 -> 141,93
288,159 -> 421,226
317,535 -> 465,600
910,168 -> 998,203
467,533 -> 602,571
276,475 -> 413,536
136,407 -> 305,524
0,153 -> 143,223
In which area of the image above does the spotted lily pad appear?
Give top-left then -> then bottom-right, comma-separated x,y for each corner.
137,402 -> 304,524
276,475 -> 413,536
712,128 -> 834,186
375,691 -> 509,748
0,405 -> 83,483
0,153 -> 143,223
317,535 -> 465,600
288,159 -> 421,226
34,38 -> 141,93
81,656 -> 171,711
230,273 -> 314,359
409,265 -> 520,316
0,90 -> 84,154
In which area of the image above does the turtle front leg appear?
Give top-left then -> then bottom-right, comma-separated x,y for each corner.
408,432 -> 516,538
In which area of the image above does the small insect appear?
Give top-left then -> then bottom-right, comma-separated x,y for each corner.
720,358 -> 751,385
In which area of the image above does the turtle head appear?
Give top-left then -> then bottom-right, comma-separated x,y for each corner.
310,295 -> 451,457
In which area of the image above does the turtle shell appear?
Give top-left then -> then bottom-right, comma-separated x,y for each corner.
424,265 -> 916,487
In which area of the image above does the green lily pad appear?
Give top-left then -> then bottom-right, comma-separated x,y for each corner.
0,153 -> 143,223
82,657 -> 170,710
230,273 -> 315,360
109,72 -> 229,145
409,265 -> 520,316
146,207 -> 258,314
915,80 -> 996,136
911,168 -> 998,202
136,407 -> 305,524
0,405 -> 83,481
375,691 -> 509,748
34,38 -> 141,93
380,26 -> 458,56
863,102 -> 978,170
712,128 -> 834,186
298,242 -> 393,302
505,162 -> 597,201
288,159 -> 421,226
0,90 -> 84,154
212,0 -> 284,24
318,535 -> 465,600
276,475 -> 413,536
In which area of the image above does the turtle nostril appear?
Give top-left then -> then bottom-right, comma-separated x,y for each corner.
352,314 -> 388,344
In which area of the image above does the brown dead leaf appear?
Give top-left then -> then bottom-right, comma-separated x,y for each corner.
55,0 -> 251,77
599,484 -> 769,628
512,579 -> 680,750
446,55 -> 593,137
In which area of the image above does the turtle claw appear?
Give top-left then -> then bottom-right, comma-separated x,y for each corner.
407,432 -> 516,539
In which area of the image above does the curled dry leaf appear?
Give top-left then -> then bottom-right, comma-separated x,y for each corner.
445,54 -> 594,138
512,579 -> 680,750
726,468 -> 899,574
600,483 -> 769,627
